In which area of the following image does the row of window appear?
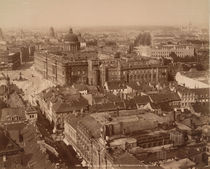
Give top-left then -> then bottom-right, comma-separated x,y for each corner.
123,69 -> 166,74
128,74 -> 166,80
71,70 -> 86,75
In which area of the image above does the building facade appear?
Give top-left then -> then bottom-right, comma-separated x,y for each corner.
151,45 -> 194,58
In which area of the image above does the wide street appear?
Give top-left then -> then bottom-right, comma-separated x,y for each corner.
1,62 -> 55,104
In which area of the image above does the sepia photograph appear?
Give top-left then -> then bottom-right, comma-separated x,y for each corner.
0,0 -> 209,168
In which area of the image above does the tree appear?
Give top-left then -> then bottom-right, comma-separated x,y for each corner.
134,32 -> 151,46
170,52 -> 178,62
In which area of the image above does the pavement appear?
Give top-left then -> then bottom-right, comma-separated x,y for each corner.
1,62 -> 55,104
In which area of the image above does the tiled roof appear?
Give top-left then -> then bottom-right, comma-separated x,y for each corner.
78,115 -> 102,138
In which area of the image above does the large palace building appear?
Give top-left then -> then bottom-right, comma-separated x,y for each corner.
34,28 -> 98,85
35,28 -> 168,86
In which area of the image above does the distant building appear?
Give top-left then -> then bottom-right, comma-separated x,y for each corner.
135,45 -> 194,58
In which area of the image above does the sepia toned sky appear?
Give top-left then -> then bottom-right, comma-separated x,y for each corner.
0,0 -> 209,28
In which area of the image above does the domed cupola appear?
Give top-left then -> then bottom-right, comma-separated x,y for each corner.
64,28 -> 79,43
62,28 -> 80,52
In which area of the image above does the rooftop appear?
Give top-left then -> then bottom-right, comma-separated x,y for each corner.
180,70 -> 210,85
90,111 -> 165,127
78,115 -> 102,138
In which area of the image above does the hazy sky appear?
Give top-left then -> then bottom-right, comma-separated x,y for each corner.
0,0 -> 209,28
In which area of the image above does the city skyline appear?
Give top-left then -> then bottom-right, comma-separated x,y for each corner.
0,0 -> 209,28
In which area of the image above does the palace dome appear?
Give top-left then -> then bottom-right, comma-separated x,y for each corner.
64,28 -> 79,43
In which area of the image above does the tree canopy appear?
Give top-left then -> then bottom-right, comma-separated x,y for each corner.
134,32 -> 151,46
